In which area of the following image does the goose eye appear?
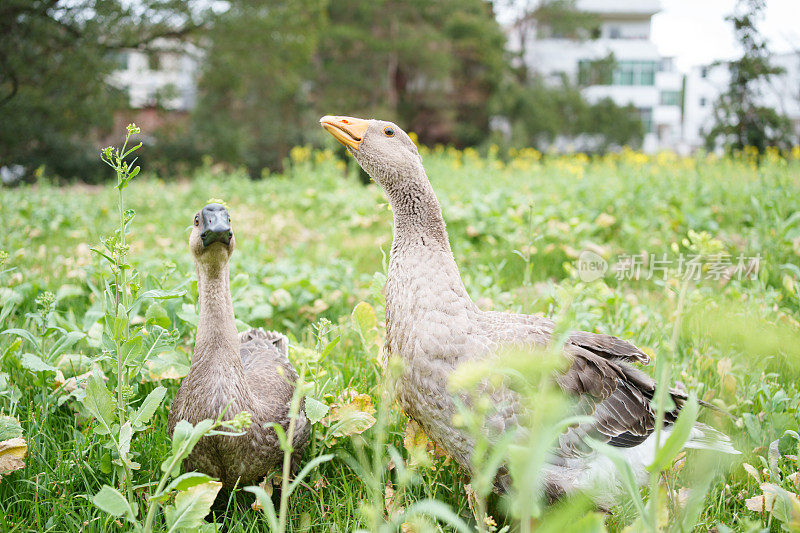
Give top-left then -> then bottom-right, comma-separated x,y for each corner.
383,127 -> 394,137
194,215 -> 199,226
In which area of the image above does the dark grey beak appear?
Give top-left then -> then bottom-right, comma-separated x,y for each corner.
200,203 -> 232,247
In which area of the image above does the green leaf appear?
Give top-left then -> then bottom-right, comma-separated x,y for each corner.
164,480 -> 222,532
270,422 -> 289,452
778,430 -> 800,456
120,335 -> 143,368
243,486 -> 279,531
92,485 -> 137,524
329,410 -> 376,438
118,422 -> 133,464
648,395 -> 699,473
177,304 -> 198,328
89,246 -> 116,265
81,370 -> 117,432
113,315 -> 128,339
351,301 -> 378,349
166,472 -> 216,494
319,336 -> 340,362
100,451 -> 112,474
138,288 -> 186,301
162,419 -> 215,476
122,142 -> 142,159
168,420 -> 194,456
0,416 -> 22,441
19,353 -> 57,373
287,454 -> 334,497
304,397 -> 329,424
140,326 -> 179,366
145,303 -> 171,328
131,386 -> 167,428
1,328 -> 39,350
150,472 -> 217,503
742,412 -> 762,443
1,338 -> 22,360
48,331 -> 85,360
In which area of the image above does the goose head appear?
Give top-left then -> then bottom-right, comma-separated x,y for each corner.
189,203 -> 235,265
320,115 -> 423,188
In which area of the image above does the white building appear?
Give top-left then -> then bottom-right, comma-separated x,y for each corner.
108,39 -> 202,111
508,0 -> 683,152
683,51 -> 800,150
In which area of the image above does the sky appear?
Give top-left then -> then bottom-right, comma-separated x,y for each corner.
651,0 -> 800,72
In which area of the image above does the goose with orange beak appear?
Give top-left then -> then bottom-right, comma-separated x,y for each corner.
320,115 -> 738,508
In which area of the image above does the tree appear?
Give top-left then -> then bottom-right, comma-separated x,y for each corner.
704,0 -> 795,153
312,0 -> 507,147
0,0 -> 207,181
194,0 -> 328,175
493,76 -> 642,151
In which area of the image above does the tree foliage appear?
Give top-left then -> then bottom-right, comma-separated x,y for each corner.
195,0 -> 507,175
705,0 -> 795,153
494,76 -> 643,151
0,0 -> 207,181
194,0 -> 328,175
1,0 -> 647,180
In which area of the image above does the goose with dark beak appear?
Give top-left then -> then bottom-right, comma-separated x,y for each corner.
199,203 -> 233,247
169,202 -> 309,488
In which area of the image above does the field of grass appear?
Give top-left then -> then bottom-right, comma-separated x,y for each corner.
2,144 -> 800,532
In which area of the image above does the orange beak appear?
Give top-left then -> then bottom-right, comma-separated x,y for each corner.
319,115 -> 369,151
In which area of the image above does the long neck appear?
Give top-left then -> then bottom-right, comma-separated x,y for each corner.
382,166 -> 475,309
193,261 -> 240,369
383,168 -> 450,250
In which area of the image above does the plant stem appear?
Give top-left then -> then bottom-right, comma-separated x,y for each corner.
647,279 -> 689,530
116,160 -> 128,426
142,452 -> 184,532
278,369 -> 305,533
477,497 -> 488,533
112,133 -> 134,503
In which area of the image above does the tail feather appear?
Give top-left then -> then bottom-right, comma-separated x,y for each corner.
538,423 -> 738,508
685,423 -> 740,455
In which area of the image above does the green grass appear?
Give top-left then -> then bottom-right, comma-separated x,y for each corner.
2,146 -> 800,531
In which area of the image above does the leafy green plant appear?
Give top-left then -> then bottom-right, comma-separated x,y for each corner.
93,411 -> 252,532
81,124 -> 192,516
1,146 -> 799,530
246,368 -> 334,533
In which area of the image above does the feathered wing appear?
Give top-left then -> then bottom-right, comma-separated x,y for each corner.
480,313 -> 737,497
481,314 -> 686,452
239,328 -> 290,365
239,328 -> 309,468
557,342 -> 679,454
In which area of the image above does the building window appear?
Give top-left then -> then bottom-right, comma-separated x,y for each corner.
612,61 -> 657,86
146,51 -> 162,71
660,90 -> 681,106
578,59 -> 658,87
609,26 -> 621,39
699,97 -> 707,107
700,66 -> 708,78
638,108 -> 653,133
578,58 -> 614,86
109,51 -> 128,70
